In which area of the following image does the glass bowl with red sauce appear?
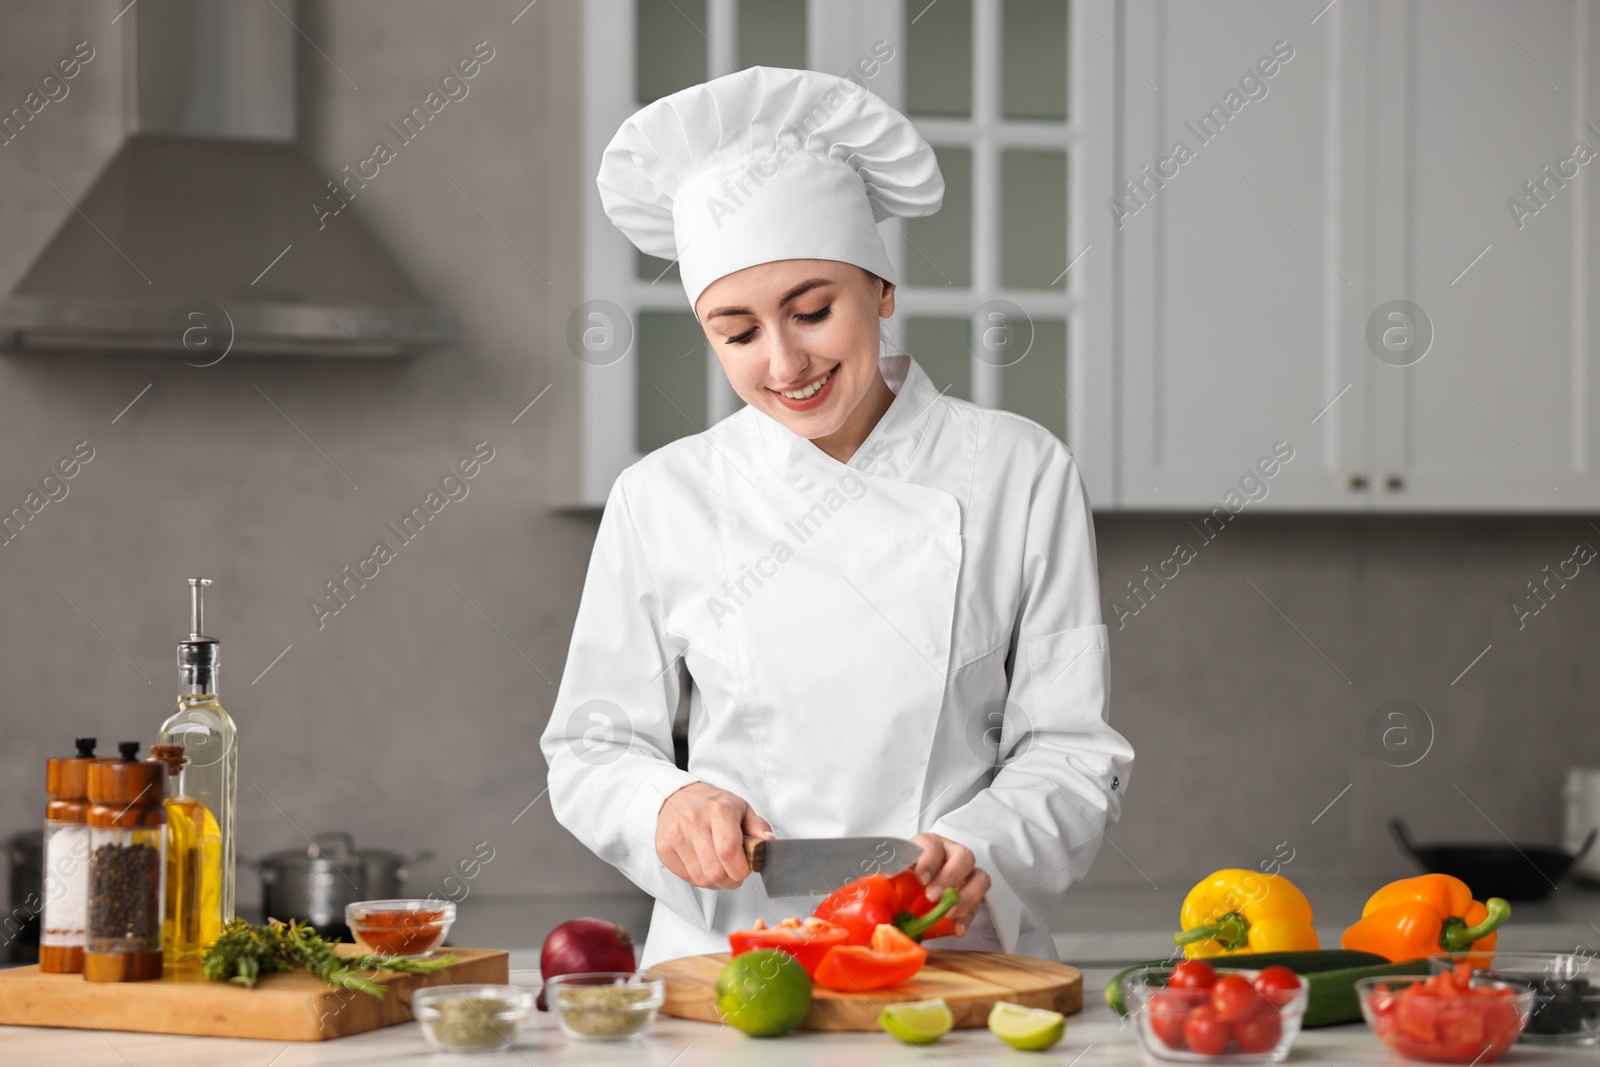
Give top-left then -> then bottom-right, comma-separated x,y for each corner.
345,899 -> 456,958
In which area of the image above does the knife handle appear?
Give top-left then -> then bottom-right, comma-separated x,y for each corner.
743,836 -> 765,872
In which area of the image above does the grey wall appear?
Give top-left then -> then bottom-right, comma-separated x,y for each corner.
1093,512 -> 1600,890
1,2 -> 1596,938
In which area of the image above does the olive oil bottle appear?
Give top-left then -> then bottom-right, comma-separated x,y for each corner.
150,745 -> 222,962
157,578 -> 237,932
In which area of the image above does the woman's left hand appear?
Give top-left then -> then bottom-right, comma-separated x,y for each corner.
908,832 -> 991,938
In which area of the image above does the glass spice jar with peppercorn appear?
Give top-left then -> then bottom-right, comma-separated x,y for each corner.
84,742 -> 166,982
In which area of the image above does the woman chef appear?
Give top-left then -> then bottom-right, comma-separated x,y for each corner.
539,66 -> 1134,969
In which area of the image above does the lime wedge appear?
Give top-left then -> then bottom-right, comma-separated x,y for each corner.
878,998 -> 954,1044
987,1001 -> 1066,1050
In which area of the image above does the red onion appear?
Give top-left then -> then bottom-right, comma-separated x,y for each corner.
536,917 -> 637,1010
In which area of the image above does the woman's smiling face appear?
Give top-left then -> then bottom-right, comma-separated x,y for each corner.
695,259 -> 895,446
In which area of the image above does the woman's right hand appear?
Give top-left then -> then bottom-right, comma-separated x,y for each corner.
656,781 -> 775,889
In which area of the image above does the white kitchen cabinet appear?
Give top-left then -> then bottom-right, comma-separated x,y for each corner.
566,0 -> 1596,512
1116,0 -> 1599,512
1116,0 -> 1369,510
1366,0 -> 1599,510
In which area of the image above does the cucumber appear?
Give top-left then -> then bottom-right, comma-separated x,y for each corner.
1104,949 -> 1426,1027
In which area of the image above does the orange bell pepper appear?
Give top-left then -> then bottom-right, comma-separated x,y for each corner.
1340,874 -> 1510,962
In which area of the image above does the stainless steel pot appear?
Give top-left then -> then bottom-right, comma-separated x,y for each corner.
255,831 -> 430,936
4,830 -> 42,964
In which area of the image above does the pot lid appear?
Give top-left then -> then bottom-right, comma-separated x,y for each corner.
260,830 -> 404,867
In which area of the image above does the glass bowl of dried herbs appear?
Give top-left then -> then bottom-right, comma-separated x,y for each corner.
413,985 -> 534,1053
544,971 -> 665,1041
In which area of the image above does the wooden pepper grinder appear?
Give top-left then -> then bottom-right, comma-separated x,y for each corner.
84,742 -> 167,982
40,738 -> 97,974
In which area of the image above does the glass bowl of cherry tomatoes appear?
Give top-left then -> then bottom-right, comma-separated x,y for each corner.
1358,963 -> 1534,1063
1123,958 -> 1308,1062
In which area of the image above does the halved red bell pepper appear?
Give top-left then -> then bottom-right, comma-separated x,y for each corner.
812,870 -> 959,945
727,916 -> 849,976
812,923 -> 928,991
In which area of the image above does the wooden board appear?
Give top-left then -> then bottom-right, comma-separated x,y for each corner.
0,946 -> 508,1041
654,949 -> 1082,1031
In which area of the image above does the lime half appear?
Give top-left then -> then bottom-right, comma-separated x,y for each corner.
879,998 -> 954,1044
987,1001 -> 1065,1050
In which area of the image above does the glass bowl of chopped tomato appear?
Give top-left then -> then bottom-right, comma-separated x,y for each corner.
1358,966 -> 1534,1063
1124,960 -> 1308,1062
1429,951 -> 1600,1045
346,899 -> 455,957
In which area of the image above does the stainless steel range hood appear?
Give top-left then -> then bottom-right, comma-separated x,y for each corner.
0,0 -> 457,358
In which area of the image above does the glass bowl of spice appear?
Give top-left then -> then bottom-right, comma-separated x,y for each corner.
413,985 -> 533,1053
346,899 -> 454,958
544,971 -> 665,1041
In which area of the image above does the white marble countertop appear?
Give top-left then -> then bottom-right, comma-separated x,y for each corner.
3,967 -> 1596,1066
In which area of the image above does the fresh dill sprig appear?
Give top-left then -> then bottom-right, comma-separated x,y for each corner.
201,917 -> 454,997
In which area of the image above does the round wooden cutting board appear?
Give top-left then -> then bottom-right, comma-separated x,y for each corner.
652,949 -> 1083,1031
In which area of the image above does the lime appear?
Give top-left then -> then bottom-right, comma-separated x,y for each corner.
879,998 -> 954,1044
987,1001 -> 1066,1050
714,950 -> 812,1036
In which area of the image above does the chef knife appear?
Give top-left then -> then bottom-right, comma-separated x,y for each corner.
742,835 -> 923,898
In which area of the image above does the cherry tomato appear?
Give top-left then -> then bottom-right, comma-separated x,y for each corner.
1233,1010 -> 1283,1054
1184,1003 -> 1231,1056
1169,959 -> 1217,990
1252,965 -> 1302,1008
1148,989 -> 1192,1049
1212,974 -> 1261,1024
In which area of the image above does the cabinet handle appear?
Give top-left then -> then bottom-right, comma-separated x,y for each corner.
1347,473 -> 1368,491
1384,473 -> 1404,492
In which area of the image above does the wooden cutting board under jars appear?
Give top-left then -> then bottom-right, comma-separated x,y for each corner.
653,949 -> 1083,1031
0,947 -> 508,1041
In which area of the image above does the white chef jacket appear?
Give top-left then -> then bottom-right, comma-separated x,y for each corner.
539,353 -> 1134,968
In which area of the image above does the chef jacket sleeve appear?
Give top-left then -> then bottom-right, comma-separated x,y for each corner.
928,439 -> 1134,955
539,472 -> 711,931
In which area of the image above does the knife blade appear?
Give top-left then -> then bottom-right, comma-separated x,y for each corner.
742,835 -> 923,898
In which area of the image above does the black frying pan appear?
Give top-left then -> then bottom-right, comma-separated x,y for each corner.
1389,817 -> 1598,902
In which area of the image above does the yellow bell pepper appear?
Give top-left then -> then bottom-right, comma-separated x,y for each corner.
1174,869 -> 1320,958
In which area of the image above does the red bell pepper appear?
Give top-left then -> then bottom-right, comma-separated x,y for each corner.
813,869 -> 961,945
727,916 -> 849,977
812,923 -> 928,991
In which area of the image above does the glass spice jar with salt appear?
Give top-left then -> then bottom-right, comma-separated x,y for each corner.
84,742 -> 166,982
40,737 -> 97,973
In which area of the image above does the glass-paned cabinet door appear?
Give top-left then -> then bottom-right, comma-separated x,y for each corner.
1000,149 -> 1068,288
576,0 -> 1114,507
998,318 -> 1067,440
739,0 -> 807,68
904,317 -> 974,400
1002,0 -> 1068,120
635,311 -> 709,455
636,0 -> 708,103
905,147 -> 973,288
889,0 -> 1081,456
906,0 -> 972,117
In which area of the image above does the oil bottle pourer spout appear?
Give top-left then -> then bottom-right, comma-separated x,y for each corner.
188,577 -> 213,639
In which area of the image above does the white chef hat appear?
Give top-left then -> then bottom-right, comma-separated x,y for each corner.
597,66 -> 944,310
